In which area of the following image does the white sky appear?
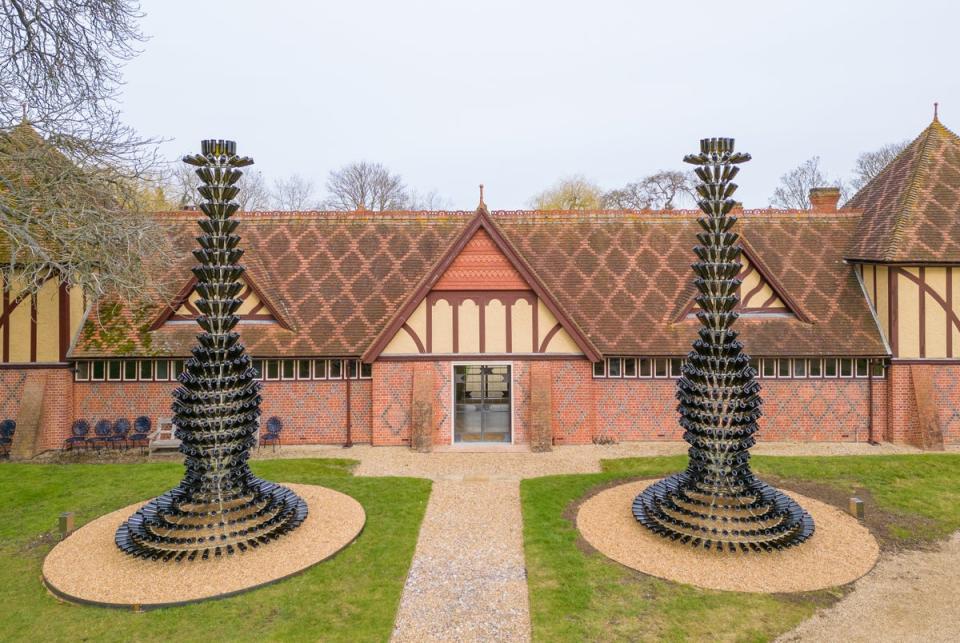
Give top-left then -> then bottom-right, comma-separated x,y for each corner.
122,0 -> 959,209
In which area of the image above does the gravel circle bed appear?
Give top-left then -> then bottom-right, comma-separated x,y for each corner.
577,479 -> 879,593
42,483 -> 365,609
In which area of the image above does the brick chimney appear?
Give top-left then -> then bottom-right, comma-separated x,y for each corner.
809,187 -> 841,212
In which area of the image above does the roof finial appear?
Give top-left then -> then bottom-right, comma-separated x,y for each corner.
934,101 -> 939,122
479,183 -> 485,206
21,102 -> 27,122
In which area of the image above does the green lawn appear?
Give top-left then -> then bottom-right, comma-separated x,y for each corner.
522,454 -> 960,643
0,459 -> 431,642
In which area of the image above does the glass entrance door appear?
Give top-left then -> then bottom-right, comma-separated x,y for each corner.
454,365 -> 511,443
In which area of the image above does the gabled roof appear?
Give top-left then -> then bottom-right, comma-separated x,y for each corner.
671,239 -> 810,322
71,207 -> 887,359
363,206 -> 601,361
846,117 -> 960,263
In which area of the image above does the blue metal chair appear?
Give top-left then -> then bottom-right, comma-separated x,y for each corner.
90,419 -> 113,451
260,416 -> 283,451
129,416 -> 152,454
0,419 -> 15,458
108,418 -> 132,450
64,419 -> 90,451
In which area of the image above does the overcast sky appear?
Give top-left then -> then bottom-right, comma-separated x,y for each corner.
122,0 -> 959,209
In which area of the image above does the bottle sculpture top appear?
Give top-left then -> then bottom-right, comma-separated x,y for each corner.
632,138 -> 814,552
115,140 -> 307,561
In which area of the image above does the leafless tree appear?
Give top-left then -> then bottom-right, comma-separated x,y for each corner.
324,161 -> 408,211
529,175 -> 604,210
0,0 -> 171,302
769,156 -> 847,209
272,174 -> 316,210
850,140 -> 909,191
168,163 -> 271,211
236,169 -> 271,211
603,170 -> 696,210
407,188 -> 451,210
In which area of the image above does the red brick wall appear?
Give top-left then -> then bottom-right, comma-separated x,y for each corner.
73,379 -> 371,447
372,362 -> 413,446
551,360 -> 595,445
0,370 -> 28,424
1,368 -> 75,452
588,374 -> 888,445
886,363 -> 960,447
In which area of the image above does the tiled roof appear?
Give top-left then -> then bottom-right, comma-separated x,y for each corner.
845,118 -> 960,262
494,210 -> 887,357
72,208 -> 888,359
72,212 -> 472,357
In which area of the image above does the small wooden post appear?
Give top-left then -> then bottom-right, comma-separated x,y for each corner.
849,497 -> 865,520
59,512 -> 75,539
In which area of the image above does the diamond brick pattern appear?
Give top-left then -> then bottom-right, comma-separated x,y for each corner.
495,211 -> 886,357
846,119 -> 960,262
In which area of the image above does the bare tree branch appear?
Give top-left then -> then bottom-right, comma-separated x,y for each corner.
324,161 -> 407,211
272,174 -> 316,210
769,156 -> 847,209
603,170 -> 696,210
529,175 -> 604,210
850,140 -> 909,191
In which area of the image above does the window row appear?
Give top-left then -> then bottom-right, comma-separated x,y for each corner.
593,357 -> 886,379
74,359 -> 372,382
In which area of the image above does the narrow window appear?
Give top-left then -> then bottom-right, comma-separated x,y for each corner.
871,361 -> 885,378
140,360 -> 154,380
75,361 -> 90,381
281,360 -> 296,380
623,358 -> 637,377
793,359 -> 806,378
313,359 -> 326,379
266,359 -> 280,380
297,359 -> 312,380
593,360 -> 605,378
156,360 -> 170,381
762,359 -> 777,378
670,358 -> 683,377
347,359 -> 359,379
840,358 -> 853,377
638,358 -> 652,377
360,362 -> 372,379
92,361 -> 106,381
654,359 -> 668,378
607,358 -> 621,378
172,360 -> 185,379
855,359 -> 868,378
808,359 -> 822,377
778,358 -> 791,378
750,357 -> 760,374
108,360 -> 123,381
824,358 -> 838,377
123,360 -> 138,381
329,359 -> 343,379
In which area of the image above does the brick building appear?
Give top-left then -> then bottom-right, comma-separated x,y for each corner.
3,117 -> 959,454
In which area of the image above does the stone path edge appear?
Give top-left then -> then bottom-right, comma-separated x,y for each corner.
42,484 -> 366,612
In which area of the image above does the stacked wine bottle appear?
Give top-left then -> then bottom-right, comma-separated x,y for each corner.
115,140 -> 308,561
632,138 -> 814,553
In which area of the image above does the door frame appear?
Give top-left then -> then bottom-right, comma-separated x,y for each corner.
450,360 -> 514,445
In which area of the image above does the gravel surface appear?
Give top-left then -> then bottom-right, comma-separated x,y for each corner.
42,484 -> 365,608
577,480 -> 879,593
391,480 -> 530,643
777,532 -> 960,643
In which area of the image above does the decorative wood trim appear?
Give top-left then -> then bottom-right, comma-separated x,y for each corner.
1,280 -> 8,362
505,303 -> 512,353
30,294 -> 37,362
0,362 -> 70,370
532,296 -> 538,353
890,267 -> 899,355
363,210 -> 600,361
400,323 -> 426,354
948,267 -> 953,358
149,276 -> 198,330
479,300 -> 485,353
377,353 -> 587,362
149,274 -> 291,330
538,323 -> 563,352
897,267 -> 960,358
58,283 -> 70,362
919,266 -> 926,357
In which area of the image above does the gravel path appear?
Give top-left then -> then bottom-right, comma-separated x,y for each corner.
391,479 -> 530,643
776,532 -> 960,643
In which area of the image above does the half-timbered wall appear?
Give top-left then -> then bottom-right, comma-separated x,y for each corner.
0,274 -> 84,364
168,276 -> 275,322
684,254 -> 791,317
859,264 -> 960,358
